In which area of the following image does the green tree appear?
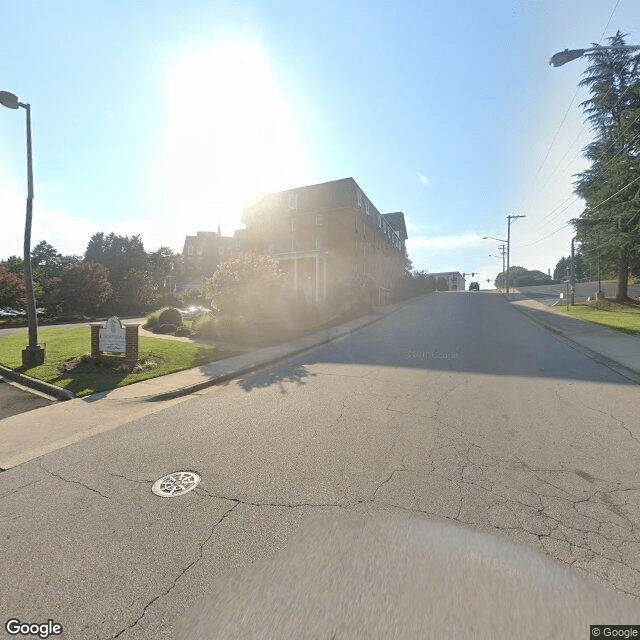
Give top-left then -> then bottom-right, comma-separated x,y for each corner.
2,256 -> 24,276
147,246 -> 179,292
84,232 -> 147,292
554,256 -> 568,281
118,269 -> 157,314
203,253 -> 286,318
554,253 -> 590,280
31,241 -> 63,278
56,262 -> 113,315
573,32 -> 640,301
0,266 -> 26,308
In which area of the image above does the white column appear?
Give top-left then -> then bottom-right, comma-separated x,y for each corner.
315,254 -> 320,303
323,258 -> 327,301
293,258 -> 298,291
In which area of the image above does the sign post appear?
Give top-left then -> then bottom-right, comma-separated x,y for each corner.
90,317 -> 139,363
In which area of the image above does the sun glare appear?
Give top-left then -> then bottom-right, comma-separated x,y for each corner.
161,42 -> 307,232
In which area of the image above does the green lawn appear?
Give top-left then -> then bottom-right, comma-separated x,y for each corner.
0,326 -> 238,397
560,303 -> 640,336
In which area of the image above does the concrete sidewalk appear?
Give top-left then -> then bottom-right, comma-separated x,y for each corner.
0,302 -> 410,470
508,294 -> 640,384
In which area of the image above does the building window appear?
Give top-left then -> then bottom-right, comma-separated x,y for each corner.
187,246 -> 194,256
269,244 -> 275,254
357,190 -> 363,208
316,237 -> 322,250
218,247 -> 225,257
365,201 -> 370,216
316,214 -> 323,226
196,246 -> 203,256
355,216 -> 358,232
288,192 -> 298,211
355,239 -> 358,255
290,219 -> 298,232
291,239 -> 299,251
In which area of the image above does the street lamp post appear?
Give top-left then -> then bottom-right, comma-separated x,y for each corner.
549,45 -> 640,67
550,43 -> 640,303
0,90 -> 45,367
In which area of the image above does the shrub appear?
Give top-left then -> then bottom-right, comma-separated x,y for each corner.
174,326 -> 192,337
156,323 -> 177,334
144,312 -> 160,330
214,315 -> 250,342
158,307 -> 182,326
194,316 -> 217,339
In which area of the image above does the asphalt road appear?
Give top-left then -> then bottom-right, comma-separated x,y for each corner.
0,378 -> 53,420
2,292 -> 640,639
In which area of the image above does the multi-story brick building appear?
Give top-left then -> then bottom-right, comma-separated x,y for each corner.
182,227 -> 247,282
241,177 -> 408,305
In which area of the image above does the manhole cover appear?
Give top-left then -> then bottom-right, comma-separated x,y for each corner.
152,471 -> 201,497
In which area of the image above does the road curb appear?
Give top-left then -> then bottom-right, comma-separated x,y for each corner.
146,298 -> 421,402
507,300 -> 640,386
0,364 -> 74,400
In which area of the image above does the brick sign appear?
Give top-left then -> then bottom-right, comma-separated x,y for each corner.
99,316 -> 126,353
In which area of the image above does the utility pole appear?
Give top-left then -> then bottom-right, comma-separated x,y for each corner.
506,214 -> 525,296
570,236 -> 577,305
499,245 -> 506,283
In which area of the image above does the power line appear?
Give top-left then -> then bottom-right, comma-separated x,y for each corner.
528,0 -> 623,195
521,173 -> 640,247
531,109 -> 640,230
520,224 -> 570,247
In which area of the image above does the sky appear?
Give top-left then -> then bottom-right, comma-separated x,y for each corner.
1,0 -> 638,288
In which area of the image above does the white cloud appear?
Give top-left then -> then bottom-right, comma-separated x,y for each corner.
417,172 -> 429,187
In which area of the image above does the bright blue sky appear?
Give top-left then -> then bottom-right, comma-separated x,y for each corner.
1,0 -> 638,287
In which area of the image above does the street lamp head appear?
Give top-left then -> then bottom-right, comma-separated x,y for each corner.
0,90 -> 20,109
549,48 -> 587,67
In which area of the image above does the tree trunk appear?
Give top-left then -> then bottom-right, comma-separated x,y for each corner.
615,251 -> 629,301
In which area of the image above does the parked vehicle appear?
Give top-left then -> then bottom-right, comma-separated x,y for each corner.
469,282 -> 480,291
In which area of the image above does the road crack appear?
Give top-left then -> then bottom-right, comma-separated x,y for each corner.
40,463 -> 110,500
110,501 -> 240,639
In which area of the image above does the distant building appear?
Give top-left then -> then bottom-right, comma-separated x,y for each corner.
429,271 -> 466,291
182,228 -> 247,285
241,177 -> 409,305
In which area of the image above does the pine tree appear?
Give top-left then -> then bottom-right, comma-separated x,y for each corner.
573,32 -> 640,300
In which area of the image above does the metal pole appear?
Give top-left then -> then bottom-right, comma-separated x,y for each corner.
506,221 -> 511,296
19,101 -> 44,365
506,215 -> 525,296
22,103 -> 38,349
570,237 -> 576,305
